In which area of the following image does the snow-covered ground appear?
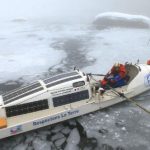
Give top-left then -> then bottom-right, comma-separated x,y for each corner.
0,12 -> 150,150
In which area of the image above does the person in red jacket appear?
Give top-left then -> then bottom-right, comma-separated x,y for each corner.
101,63 -> 127,89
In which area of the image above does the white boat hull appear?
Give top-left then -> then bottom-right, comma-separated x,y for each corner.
1,63 -> 150,139
0,95 -> 126,139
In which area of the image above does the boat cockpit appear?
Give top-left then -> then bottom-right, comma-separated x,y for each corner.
125,63 -> 139,84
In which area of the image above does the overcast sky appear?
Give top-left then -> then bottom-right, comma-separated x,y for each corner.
0,0 -> 150,23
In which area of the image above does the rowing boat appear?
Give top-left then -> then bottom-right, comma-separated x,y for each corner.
0,63 -> 150,139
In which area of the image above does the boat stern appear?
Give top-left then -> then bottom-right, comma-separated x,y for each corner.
0,95 -> 7,129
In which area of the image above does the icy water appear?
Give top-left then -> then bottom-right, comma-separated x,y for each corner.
0,16 -> 150,150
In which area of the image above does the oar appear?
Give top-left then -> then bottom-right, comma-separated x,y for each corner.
106,84 -> 150,114
87,73 -> 106,76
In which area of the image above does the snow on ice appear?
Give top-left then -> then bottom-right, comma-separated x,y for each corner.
0,21 -> 66,83
93,12 -> 150,29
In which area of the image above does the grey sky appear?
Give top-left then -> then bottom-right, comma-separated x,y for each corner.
0,0 -> 149,22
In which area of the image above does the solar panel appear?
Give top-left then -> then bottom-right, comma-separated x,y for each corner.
2,71 -> 81,104
4,87 -> 44,104
43,72 -> 79,84
5,99 -> 49,117
46,75 -> 82,88
53,90 -> 89,107
3,82 -> 41,102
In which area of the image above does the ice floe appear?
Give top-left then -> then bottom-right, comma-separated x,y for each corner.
32,137 -> 51,150
55,137 -> 66,147
61,126 -> 71,135
51,132 -> 65,141
65,128 -> 80,150
93,12 -> 150,29
13,143 -> 28,150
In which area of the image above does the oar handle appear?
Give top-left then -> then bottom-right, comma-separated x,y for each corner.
87,73 -> 106,76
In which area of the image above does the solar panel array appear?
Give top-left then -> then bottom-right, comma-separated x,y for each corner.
2,71 -> 82,105
44,71 -> 82,88
43,72 -> 79,84
3,82 -> 44,104
46,76 -> 82,88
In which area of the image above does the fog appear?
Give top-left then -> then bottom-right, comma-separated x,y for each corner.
0,0 -> 150,23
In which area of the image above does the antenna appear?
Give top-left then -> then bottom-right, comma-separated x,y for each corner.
73,66 -> 76,70
73,66 -> 79,72
135,59 -> 139,65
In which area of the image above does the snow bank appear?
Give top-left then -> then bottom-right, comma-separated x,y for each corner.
93,12 -> 150,29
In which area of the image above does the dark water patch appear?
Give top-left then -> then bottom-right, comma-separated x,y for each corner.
49,37 -> 96,72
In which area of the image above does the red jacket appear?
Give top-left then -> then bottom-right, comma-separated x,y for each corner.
101,64 -> 127,87
110,64 -> 126,79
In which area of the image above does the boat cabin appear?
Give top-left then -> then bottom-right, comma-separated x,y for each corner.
0,70 -> 91,129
